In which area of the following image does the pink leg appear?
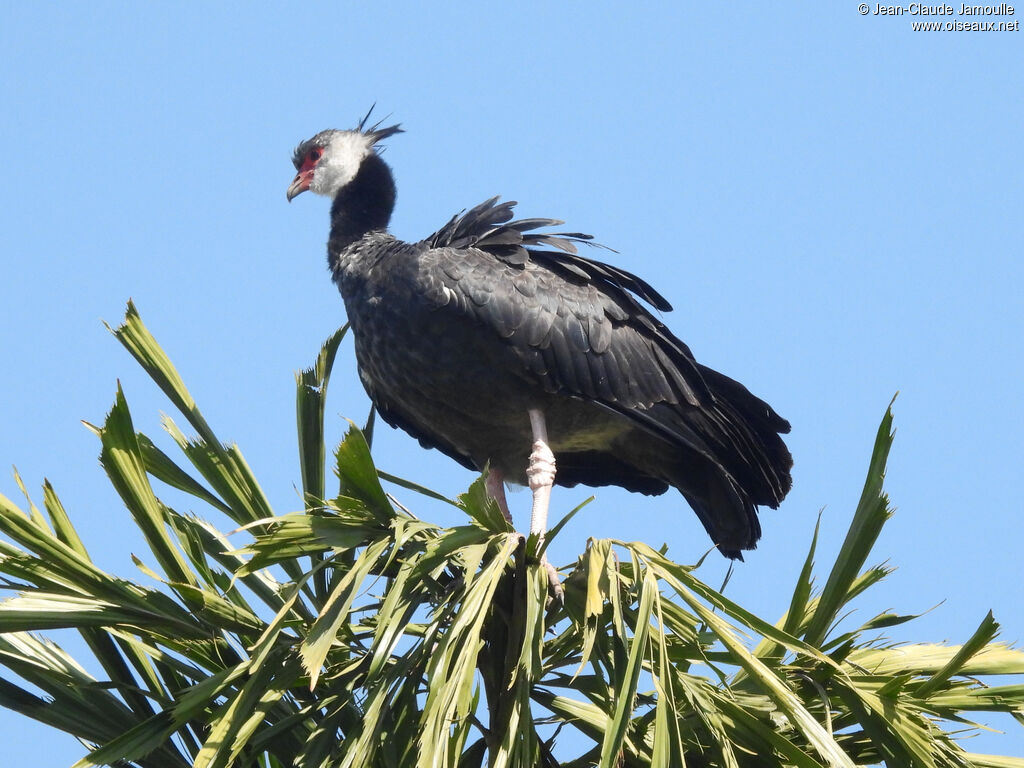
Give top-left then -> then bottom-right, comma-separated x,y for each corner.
527,409 -> 557,536
484,467 -> 513,523
526,408 -> 562,601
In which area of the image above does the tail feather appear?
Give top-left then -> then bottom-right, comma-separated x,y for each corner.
693,364 -> 792,508
678,472 -> 760,559
658,367 -> 792,557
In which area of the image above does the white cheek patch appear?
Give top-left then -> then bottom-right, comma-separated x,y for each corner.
311,132 -> 375,198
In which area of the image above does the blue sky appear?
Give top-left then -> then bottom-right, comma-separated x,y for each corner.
2,2 -> 1022,762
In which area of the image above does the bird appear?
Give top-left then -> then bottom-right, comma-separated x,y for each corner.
287,109 -> 792,562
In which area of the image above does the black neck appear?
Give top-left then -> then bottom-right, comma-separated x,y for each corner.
327,153 -> 396,257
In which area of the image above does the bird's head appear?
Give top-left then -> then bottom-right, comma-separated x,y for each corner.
287,115 -> 403,202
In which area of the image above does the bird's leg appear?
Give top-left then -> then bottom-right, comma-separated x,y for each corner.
527,409 -> 556,536
526,408 -> 562,600
484,467 -> 513,524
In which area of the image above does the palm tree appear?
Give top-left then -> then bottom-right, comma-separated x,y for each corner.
0,302 -> 1021,767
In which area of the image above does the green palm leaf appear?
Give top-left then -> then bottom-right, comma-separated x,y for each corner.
0,303 -> 1020,767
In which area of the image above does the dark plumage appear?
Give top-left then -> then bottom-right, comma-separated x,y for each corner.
288,113 -> 792,557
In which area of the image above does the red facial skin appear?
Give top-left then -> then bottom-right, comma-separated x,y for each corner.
286,147 -> 323,201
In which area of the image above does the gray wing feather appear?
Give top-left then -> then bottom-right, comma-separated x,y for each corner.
417,240 -> 708,413
415,199 -> 791,517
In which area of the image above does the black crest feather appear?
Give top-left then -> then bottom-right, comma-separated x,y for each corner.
357,104 -> 403,145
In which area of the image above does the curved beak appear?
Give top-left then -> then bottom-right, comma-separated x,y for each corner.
286,169 -> 313,202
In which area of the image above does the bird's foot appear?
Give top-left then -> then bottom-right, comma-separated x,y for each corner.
512,532 -> 562,603
542,553 -> 564,605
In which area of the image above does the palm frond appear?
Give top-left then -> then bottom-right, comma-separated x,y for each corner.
0,305 -> 1020,767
